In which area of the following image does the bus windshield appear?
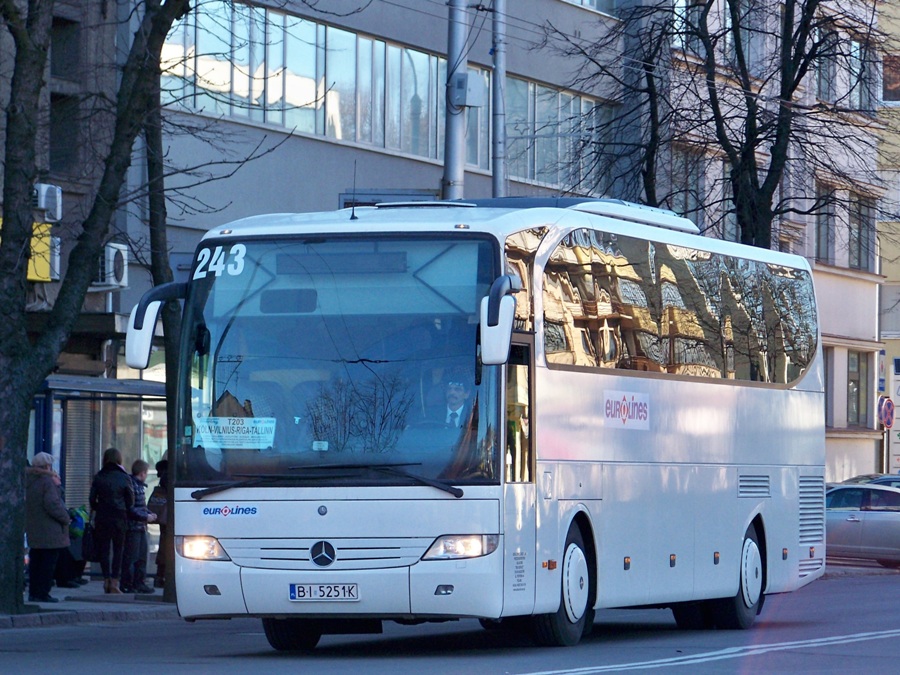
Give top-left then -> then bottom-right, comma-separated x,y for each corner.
176,235 -> 501,489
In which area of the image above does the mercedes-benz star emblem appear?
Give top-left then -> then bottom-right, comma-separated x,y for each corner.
310,540 -> 336,567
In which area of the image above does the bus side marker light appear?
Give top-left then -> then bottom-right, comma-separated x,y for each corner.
434,585 -> 454,596
809,546 -> 815,559
543,560 -> 557,571
624,557 -> 631,571
783,548 -> 789,560
714,552 -> 720,565
204,585 -> 221,596
669,554 -> 676,567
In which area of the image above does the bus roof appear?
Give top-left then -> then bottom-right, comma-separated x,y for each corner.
201,199 -> 811,272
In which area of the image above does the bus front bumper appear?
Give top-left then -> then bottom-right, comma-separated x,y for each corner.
174,552 -> 504,620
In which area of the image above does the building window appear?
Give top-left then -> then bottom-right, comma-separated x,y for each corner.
165,2 -> 491,170
673,0 -> 703,55
723,0 -> 763,76
49,94 -> 80,174
815,184 -> 835,264
566,0 -> 618,15
816,27 -> 837,103
848,192 -> 874,271
505,77 -> 603,190
671,148 -> 703,226
847,350 -> 868,427
848,38 -> 874,112
50,17 -> 81,82
884,53 -> 900,103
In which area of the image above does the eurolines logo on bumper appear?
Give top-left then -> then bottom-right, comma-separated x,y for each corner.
604,391 -> 650,430
202,505 -> 259,517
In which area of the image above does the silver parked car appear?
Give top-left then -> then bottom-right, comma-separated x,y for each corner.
869,475 -> 900,490
826,484 -> 900,569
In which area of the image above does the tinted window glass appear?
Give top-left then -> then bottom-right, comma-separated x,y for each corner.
542,229 -> 818,384
826,489 -> 864,510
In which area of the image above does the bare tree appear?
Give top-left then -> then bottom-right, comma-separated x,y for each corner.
0,0 -> 193,615
542,0 -> 888,252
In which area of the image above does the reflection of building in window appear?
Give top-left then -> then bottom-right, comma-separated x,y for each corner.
506,228 -> 548,332
541,227 -> 818,384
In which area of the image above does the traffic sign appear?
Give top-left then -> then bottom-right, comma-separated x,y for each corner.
879,396 -> 895,429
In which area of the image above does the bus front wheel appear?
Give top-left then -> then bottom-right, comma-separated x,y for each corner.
262,617 -> 322,651
532,525 -> 594,646
712,524 -> 764,630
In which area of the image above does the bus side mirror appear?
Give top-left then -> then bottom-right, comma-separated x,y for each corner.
480,274 -> 521,365
126,301 -> 162,369
125,281 -> 187,369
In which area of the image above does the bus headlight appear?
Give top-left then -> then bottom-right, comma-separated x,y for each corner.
423,534 -> 499,560
175,535 -> 231,561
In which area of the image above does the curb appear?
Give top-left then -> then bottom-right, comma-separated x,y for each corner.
0,604 -> 178,630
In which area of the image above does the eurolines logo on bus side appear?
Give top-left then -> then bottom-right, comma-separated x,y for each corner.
603,390 -> 650,430
201,505 -> 259,517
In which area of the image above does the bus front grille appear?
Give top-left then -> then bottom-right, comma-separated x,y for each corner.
218,537 -> 433,570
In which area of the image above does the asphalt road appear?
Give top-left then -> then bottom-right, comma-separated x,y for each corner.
1,561 -> 897,674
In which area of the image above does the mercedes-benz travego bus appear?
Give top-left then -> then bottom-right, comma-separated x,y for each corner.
126,199 -> 825,651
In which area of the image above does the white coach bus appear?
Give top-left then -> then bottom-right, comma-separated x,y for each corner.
126,199 -> 825,650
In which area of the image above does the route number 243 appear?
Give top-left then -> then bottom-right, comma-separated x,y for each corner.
193,244 -> 247,280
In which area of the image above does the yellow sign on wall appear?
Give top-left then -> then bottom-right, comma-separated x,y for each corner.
0,219 -> 54,282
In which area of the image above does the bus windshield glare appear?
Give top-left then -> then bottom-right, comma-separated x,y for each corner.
176,236 -> 501,488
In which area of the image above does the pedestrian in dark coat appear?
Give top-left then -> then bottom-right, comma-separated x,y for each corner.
89,447 -> 134,594
25,452 -> 71,603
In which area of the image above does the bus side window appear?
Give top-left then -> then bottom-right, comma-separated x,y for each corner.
506,344 -> 532,483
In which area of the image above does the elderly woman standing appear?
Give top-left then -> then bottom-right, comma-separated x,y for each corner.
90,447 -> 134,594
25,452 -> 71,603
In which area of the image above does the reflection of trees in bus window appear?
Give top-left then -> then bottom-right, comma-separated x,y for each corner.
542,228 -> 817,385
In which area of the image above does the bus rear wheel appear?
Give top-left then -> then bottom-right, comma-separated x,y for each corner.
532,525 -> 594,646
262,617 -> 322,651
712,524 -> 764,630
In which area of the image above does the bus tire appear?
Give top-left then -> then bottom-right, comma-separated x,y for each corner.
262,617 -> 322,651
532,524 -> 594,647
671,600 -> 715,630
712,524 -> 764,630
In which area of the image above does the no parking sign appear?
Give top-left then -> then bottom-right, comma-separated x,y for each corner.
878,396 -> 895,429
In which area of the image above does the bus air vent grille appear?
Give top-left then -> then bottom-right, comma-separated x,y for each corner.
738,474 -> 770,498
798,476 -> 825,545
799,558 -> 824,578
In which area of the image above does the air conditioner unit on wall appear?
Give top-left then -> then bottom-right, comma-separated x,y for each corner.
32,184 -> 63,223
93,243 -> 128,288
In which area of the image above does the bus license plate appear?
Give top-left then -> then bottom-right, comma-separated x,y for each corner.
289,583 -> 359,601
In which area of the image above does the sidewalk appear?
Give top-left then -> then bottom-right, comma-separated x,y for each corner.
0,576 -> 178,630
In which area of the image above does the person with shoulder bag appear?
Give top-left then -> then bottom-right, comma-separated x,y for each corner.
89,447 -> 134,594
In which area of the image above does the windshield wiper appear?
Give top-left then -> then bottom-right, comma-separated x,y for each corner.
190,472 -> 354,500
289,462 -> 464,499
369,464 -> 464,499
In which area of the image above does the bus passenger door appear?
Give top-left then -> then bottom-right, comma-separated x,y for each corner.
502,340 -> 537,616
